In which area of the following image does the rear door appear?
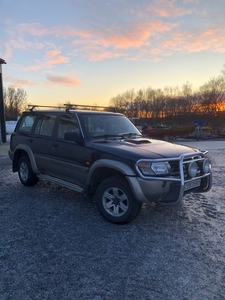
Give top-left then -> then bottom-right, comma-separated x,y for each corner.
29,113 -> 57,172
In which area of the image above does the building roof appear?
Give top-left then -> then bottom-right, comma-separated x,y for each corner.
0,58 -> 6,64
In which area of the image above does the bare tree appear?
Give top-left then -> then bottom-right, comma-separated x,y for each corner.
109,68 -> 225,128
4,87 -> 28,120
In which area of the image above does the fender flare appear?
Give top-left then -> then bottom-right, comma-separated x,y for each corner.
14,144 -> 39,173
87,159 -> 136,185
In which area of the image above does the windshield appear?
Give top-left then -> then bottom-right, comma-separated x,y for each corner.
80,114 -> 141,138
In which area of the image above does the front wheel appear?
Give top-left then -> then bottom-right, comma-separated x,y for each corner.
18,156 -> 39,186
96,176 -> 142,224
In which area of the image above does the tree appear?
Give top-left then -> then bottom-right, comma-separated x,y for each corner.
4,87 -> 28,120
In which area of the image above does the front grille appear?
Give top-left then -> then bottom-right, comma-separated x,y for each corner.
169,155 -> 205,180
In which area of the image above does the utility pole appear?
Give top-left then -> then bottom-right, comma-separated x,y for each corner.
0,58 -> 7,144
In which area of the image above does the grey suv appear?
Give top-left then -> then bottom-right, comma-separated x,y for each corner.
9,106 -> 212,224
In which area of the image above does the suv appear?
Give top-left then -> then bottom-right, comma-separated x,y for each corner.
9,105 -> 212,224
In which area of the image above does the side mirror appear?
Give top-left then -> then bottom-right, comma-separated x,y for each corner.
64,132 -> 82,143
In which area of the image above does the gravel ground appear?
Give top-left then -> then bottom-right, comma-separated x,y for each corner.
0,149 -> 225,300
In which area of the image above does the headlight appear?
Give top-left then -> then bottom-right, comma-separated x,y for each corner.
188,161 -> 198,178
202,158 -> 211,174
137,161 -> 171,176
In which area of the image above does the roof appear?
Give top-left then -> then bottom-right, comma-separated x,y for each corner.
0,58 -> 6,64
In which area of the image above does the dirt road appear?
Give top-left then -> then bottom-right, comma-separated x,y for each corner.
0,148 -> 224,300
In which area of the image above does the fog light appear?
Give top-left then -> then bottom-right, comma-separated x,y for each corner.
202,158 -> 211,174
188,161 -> 198,178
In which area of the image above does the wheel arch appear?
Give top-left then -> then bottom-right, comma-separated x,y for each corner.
13,144 -> 39,173
87,159 -> 136,195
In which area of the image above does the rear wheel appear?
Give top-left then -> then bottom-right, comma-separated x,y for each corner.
96,176 -> 142,224
18,157 -> 39,186
163,134 -> 170,142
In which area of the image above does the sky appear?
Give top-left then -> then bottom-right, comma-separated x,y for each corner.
1,0 -> 225,107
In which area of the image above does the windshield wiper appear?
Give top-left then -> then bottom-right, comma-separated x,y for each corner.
119,133 -> 141,138
90,133 -> 141,140
91,134 -> 123,140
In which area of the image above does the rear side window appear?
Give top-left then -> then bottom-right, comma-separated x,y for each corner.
34,114 -> 57,137
18,115 -> 37,133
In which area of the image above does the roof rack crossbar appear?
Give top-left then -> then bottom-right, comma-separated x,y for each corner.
27,104 -> 116,112
28,105 -> 65,111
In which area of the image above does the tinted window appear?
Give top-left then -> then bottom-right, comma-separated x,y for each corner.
81,114 -> 141,137
34,114 -> 57,136
57,115 -> 80,139
18,115 -> 37,133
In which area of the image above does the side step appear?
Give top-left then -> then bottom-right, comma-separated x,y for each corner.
38,174 -> 85,194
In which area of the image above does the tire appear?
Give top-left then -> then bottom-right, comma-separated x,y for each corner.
96,176 -> 142,224
18,157 -> 39,186
163,135 -> 170,142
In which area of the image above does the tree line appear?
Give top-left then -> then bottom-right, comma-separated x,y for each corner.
3,65 -> 225,130
109,69 -> 225,128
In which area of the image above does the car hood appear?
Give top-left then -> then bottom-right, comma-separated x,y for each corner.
88,137 -> 199,160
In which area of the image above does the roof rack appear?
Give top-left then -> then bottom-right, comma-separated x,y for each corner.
64,103 -> 115,112
28,105 -> 65,111
28,104 -> 116,112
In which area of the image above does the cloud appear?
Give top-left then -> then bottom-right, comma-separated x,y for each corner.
3,74 -> 36,88
88,21 -> 177,51
88,51 -> 123,61
17,23 -> 91,39
75,20 -> 178,61
17,23 -> 48,36
23,64 -> 42,71
49,56 -> 69,65
160,27 -> 225,54
46,75 -> 82,88
46,50 -> 61,57
146,0 -> 192,17
23,51 -> 69,72
4,38 -> 43,59
3,2 -> 225,68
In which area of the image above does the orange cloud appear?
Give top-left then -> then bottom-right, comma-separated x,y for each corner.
23,65 -> 42,71
146,0 -> 192,17
46,50 -> 61,57
18,23 -> 48,36
88,51 -> 123,61
46,75 -> 82,88
160,28 -> 225,54
98,21 -> 177,50
23,51 -> 69,72
48,26 -> 91,39
17,23 -> 91,39
49,56 -> 69,64
4,38 -> 43,59
3,74 -> 36,88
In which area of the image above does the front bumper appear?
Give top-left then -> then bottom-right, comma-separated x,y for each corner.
127,151 -> 212,205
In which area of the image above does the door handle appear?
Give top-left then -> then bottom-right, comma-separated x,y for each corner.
52,143 -> 58,150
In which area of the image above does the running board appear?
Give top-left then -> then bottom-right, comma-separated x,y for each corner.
38,174 -> 85,193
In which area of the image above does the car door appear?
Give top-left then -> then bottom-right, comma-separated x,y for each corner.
47,114 -> 88,187
28,113 -> 57,172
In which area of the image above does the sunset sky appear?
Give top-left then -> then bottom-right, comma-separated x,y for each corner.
1,0 -> 225,107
